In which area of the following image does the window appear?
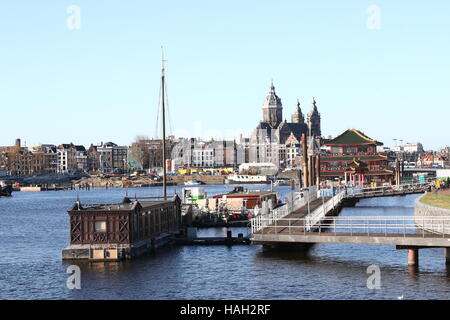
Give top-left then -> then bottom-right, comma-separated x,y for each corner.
95,221 -> 107,232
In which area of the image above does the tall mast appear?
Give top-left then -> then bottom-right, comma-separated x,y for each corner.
161,46 -> 167,200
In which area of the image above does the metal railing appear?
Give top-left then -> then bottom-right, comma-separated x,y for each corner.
251,191 -> 345,234
252,216 -> 450,238
341,182 -> 431,197
303,191 -> 345,231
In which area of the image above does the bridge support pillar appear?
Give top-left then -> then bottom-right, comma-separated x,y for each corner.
408,249 -> 419,266
445,248 -> 450,265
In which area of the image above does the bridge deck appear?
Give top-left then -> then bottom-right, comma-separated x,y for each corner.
262,197 -> 331,234
252,232 -> 450,247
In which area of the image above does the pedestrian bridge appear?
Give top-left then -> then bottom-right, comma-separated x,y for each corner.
250,181 -> 450,266
251,215 -> 450,266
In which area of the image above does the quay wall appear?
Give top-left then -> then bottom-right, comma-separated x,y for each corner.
414,193 -> 450,234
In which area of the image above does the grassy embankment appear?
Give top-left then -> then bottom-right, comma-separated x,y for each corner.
420,194 -> 450,209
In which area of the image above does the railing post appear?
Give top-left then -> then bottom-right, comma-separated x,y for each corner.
422,217 -> 425,238
289,219 -> 291,234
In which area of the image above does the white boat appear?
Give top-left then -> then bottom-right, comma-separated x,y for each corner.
272,179 -> 291,186
225,174 -> 269,184
184,179 -> 203,186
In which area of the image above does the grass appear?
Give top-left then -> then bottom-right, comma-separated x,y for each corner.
420,194 -> 450,209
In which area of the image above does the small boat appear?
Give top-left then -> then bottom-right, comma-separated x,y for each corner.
272,179 -> 291,186
184,179 -> 203,186
0,185 -> 13,197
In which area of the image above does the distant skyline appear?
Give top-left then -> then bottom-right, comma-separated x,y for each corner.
1,1 -> 449,150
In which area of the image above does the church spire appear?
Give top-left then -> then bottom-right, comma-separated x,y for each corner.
291,99 -> 304,123
262,81 -> 283,128
307,97 -> 321,137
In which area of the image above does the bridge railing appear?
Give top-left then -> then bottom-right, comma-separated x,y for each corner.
252,216 -> 450,238
304,191 -> 345,231
251,203 -> 290,234
341,182 -> 431,197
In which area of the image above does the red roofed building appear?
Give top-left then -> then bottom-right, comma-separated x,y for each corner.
320,129 -> 393,186
417,154 -> 446,168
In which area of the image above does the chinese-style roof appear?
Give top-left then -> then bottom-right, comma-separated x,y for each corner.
321,154 -> 388,162
326,129 -> 383,146
345,158 -> 368,173
320,168 -> 393,177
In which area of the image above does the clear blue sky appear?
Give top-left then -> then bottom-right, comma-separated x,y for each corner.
1,1 -> 449,150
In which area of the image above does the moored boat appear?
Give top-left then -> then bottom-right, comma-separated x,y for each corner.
184,179 -> 203,186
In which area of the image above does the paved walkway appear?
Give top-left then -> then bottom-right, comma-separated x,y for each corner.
259,197 -> 330,234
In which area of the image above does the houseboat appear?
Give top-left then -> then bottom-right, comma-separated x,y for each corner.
62,195 -> 182,261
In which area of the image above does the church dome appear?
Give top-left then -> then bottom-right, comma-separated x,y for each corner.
263,82 -> 282,109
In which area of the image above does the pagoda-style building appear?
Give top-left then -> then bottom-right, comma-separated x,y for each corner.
320,129 -> 393,185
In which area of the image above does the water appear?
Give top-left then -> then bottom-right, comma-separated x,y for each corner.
0,185 -> 449,300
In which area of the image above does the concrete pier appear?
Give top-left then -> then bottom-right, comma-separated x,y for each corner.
408,249 -> 419,266
445,248 -> 450,265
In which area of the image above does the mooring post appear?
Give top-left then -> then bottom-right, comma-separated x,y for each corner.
445,248 -> 450,265
408,248 -> 419,266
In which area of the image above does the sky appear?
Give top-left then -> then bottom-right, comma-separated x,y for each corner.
0,1 -> 449,150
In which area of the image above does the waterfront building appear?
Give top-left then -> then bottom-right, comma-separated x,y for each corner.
95,142 -> 129,173
57,144 -> 79,174
417,153 -> 446,168
128,137 -> 175,172
87,144 -> 100,172
320,128 -> 393,185
62,196 -> 182,261
391,142 -> 425,164
74,145 -> 88,172
0,140 -> 59,176
171,138 -> 243,172
29,144 -> 58,174
248,83 -> 321,168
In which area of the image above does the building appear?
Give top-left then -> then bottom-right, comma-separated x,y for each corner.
320,128 -> 394,185
128,138 -> 175,172
57,144 -> 78,174
417,154 -> 446,168
94,142 -> 129,173
29,144 -> 58,174
62,196 -> 182,261
171,138 -> 242,172
74,145 -> 88,172
0,140 -> 60,176
391,142 -> 425,164
87,144 -> 101,172
248,83 -> 320,168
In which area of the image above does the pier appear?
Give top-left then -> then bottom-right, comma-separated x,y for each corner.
250,182 -> 443,266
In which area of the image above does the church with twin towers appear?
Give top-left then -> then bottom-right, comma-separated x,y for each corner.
249,82 -> 322,167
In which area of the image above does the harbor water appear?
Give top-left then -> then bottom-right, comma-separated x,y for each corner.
0,185 -> 449,300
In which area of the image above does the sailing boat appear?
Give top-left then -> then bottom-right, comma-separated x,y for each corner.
160,46 -> 168,200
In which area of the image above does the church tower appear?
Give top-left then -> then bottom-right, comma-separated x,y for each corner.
307,97 -> 321,137
262,82 -> 283,128
291,99 -> 304,123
